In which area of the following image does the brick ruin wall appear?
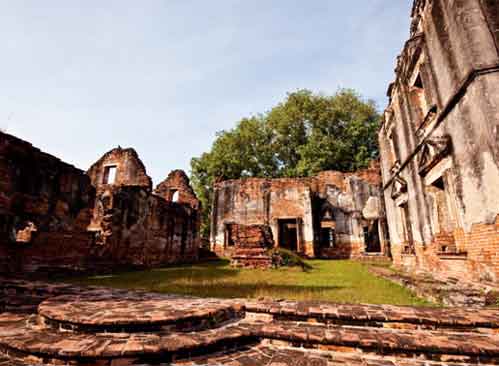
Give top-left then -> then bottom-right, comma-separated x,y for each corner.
0,133 -> 96,274
211,164 -> 387,260
211,178 -> 314,257
379,0 -> 499,283
0,133 -> 200,274
155,170 -> 201,210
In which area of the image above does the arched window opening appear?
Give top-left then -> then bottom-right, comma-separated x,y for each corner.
172,190 -> 180,202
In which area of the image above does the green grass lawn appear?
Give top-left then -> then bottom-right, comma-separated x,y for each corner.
67,260 -> 431,306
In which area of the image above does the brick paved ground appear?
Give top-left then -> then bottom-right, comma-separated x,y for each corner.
0,279 -> 498,366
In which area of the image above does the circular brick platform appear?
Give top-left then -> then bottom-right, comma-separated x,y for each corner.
2,281 -> 499,366
38,289 -> 244,333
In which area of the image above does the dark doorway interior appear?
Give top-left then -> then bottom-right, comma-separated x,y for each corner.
401,203 -> 415,254
278,219 -> 298,252
364,221 -> 381,253
320,227 -> 335,249
225,224 -> 235,247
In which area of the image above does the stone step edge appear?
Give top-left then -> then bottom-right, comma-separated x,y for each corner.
243,300 -> 499,329
175,344 -> 499,366
252,321 -> 499,359
1,315 -> 499,361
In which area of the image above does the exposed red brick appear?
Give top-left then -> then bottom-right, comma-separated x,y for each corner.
0,132 -> 201,274
211,164 -> 388,260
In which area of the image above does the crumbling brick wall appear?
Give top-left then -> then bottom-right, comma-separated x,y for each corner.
0,135 -> 201,274
155,170 -> 200,210
88,186 -> 199,266
226,224 -> 274,250
211,178 -> 314,257
211,167 -> 387,260
87,148 -> 200,267
87,147 -> 152,191
379,0 -> 499,283
0,132 -> 96,274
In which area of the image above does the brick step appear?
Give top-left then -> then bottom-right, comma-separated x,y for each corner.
232,256 -> 272,261
231,248 -> 273,268
252,320 -> 499,363
0,313 -> 257,364
233,248 -> 269,255
231,258 -> 273,269
244,299 -> 499,332
1,314 -> 498,365
173,345 -> 498,366
37,292 -> 244,333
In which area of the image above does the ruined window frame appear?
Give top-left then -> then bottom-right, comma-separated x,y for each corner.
408,56 -> 432,129
171,190 -> 180,203
102,165 -> 118,185
422,159 -> 464,254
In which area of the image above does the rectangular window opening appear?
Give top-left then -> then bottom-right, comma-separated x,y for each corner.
103,166 -> 117,185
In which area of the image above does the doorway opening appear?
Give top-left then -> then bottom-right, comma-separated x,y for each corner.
224,224 -> 235,247
364,220 -> 381,253
320,227 -> 335,249
278,219 -> 298,252
400,203 -> 415,254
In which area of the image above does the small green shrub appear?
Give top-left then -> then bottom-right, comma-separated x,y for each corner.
268,248 -> 312,271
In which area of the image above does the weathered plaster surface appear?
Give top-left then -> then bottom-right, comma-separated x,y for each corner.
211,165 -> 387,259
379,0 -> 499,282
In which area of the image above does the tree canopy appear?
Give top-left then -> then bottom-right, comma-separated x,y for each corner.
191,89 -> 380,238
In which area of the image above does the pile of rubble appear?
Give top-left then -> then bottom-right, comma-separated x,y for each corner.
228,224 -> 275,269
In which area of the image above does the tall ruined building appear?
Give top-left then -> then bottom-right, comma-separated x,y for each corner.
379,0 -> 499,282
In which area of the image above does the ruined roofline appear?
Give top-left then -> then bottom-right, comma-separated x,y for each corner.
213,165 -> 381,189
88,146 -> 148,174
384,35 -> 424,107
411,0 -> 428,18
87,146 -> 153,188
0,131 -> 85,174
383,1 -> 427,108
214,175 -> 314,188
155,169 -> 196,194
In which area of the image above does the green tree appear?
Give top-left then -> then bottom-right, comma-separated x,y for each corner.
191,89 -> 380,238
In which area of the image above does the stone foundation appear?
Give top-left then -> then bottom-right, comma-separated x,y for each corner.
391,215 -> 499,284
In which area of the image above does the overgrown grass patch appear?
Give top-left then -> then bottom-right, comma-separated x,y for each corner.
67,260 -> 431,306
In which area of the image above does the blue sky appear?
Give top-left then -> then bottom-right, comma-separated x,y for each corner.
1,1 -> 412,185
